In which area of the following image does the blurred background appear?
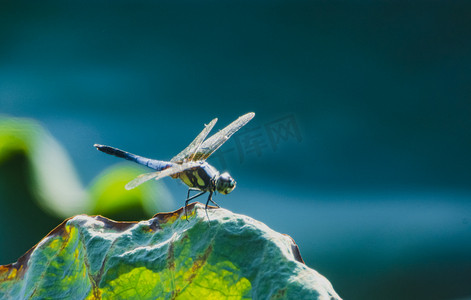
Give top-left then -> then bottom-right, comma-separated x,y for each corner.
1,1 -> 471,299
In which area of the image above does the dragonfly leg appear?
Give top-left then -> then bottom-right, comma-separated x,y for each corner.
205,191 -> 215,225
208,198 -> 220,208
185,189 -> 206,222
186,187 -> 200,200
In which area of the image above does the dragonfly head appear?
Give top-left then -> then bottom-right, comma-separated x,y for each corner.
215,172 -> 236,195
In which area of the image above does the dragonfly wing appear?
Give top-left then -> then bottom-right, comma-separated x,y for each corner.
125,162 -> 199,190
192,112 -> 255,161
125,171 -> 161,190
170,118 -> 218,163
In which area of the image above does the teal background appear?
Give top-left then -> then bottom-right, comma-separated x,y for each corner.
1,1 -> 471,299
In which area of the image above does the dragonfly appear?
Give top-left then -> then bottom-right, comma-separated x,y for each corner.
94,112 -> 255,221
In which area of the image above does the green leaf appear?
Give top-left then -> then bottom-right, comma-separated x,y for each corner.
0,116 -> 89,217
0,203 -> 341,299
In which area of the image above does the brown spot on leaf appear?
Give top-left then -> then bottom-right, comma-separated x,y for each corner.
284,234 -> 305,264
187,244 -> 213,283
271,287 -> 287,299
146,217 -> 161,231
167,241 -> 175,271
153,201 -> 201,223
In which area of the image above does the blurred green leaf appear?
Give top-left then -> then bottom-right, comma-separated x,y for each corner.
0,203 -> 341,299
0,116 -> 173,264
88,163 -> 173,221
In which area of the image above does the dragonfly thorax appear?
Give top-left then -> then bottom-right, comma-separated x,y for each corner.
215,172 -> 236,195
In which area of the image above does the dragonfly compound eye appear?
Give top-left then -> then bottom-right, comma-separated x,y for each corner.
216,172 -> 237,195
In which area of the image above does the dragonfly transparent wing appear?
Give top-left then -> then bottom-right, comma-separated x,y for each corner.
192,112 -> 255,161
171,118 -> 218,163
125,162 -> 199,190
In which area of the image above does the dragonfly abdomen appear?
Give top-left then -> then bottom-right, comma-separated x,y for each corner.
144,159 -> 173,171
94,144 -> 173,171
